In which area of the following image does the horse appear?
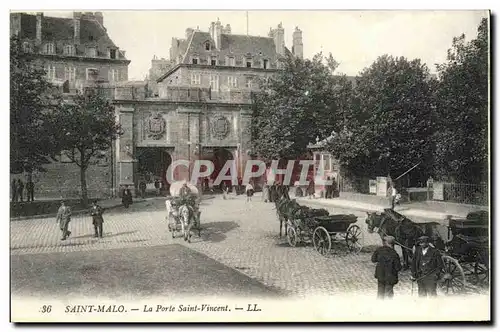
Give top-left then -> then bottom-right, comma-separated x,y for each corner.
275,197 -> 303,237
365,209 -> 441,270
179,204 -> 196,243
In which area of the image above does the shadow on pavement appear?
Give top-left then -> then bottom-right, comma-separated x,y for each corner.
197,221 -> 239,243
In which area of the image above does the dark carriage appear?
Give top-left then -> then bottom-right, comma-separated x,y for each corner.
286,207 -> 363,256
441,211 -> 489,292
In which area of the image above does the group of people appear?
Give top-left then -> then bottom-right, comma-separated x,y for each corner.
55,200 -> 105,241
11,178 -> 35,202
371,235 -> 444,299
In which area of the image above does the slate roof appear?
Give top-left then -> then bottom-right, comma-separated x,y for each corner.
14,13 -> 127,60
181,30 -> 278,64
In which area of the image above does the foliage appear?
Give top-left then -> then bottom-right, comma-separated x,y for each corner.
433,18 -> 489,183
49,92 -> 121,205
10,36 -> 60,174
251,52 -> 353,162
329,55 -> 435,183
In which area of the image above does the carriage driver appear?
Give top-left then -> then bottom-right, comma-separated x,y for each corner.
411,236 -> 444,297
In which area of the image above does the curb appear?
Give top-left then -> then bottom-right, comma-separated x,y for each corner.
10,203 -> 126,221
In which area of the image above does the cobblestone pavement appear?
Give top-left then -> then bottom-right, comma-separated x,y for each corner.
10,196 -> 485,298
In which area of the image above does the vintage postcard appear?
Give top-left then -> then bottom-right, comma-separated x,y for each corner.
9,9 -> 490,323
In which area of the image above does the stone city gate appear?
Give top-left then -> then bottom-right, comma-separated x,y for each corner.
113,97 -> 252,196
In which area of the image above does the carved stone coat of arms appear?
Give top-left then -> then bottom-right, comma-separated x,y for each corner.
145,113 -> 166,140
211,116 -> 230,140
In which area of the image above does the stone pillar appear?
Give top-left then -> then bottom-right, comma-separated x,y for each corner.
116,107 -> 136,196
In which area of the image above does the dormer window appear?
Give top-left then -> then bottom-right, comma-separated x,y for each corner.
263,59 -> 269,69
43,43 -> 55,55
86,47 -> 97,58
192,57 -> 199,65
205,42 -> 211,51
109,49 -> 117,59
246,58 -> 252,68
63,45 -> 74,56
210,56 -> 217,66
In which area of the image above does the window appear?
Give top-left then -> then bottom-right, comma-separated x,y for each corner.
205,42 -> 211,51
263,59 -> 269,69
86,68 -> 99,80
45,65 -> 56,80
64,66 -> 76,81
190,73 -> 201,85
44,43 -> 55,54
246,59 -> 252,68
245,77 -> 253,89
86,47 -> 97,57
109,49 -> 117,59
228,57 -> 235,67
22,42 -> 31,53
210,75 -> 219,91
228,76 -> 237,88
108,69 -> 118,82
63,45 -> 74,56
210,56 -> 217,66
192,57 -> 198,65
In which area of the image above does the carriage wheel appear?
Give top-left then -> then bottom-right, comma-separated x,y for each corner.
287,226 -> 298,247
345,225 -> 364,254
438,255 -> 466,295
473,251 -> 489,287
313,226 -> 331,256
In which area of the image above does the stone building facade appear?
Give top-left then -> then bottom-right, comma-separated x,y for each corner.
10,11 -> 130,198
115,19 -> 304,195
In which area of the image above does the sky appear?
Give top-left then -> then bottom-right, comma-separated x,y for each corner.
39,10 -> 488,81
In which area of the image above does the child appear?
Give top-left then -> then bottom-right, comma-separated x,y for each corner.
245,182 -> 254,202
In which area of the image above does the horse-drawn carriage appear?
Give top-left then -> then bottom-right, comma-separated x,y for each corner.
366,209 -> 489,295
165,182 -> 201,243
276,197 -> 364,255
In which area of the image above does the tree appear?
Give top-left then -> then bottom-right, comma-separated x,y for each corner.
433,18 -> 489,183
251,52 -> 353,162
10,36 -> 59,174
330,55 -> 435,184
49,92 -> 121,206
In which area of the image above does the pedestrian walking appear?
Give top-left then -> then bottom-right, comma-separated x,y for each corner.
139,181 -> 147,199
325,177 -> 332,198
411,236 -> 444,297
208,178 -> 214,193
306,179 -> 315,199
121,185 -> 133,208
245,182 -> 254,202
17,179 -> 24,202
26,180 -> 35,202
371,236 -> 402,299
331,177 -> 339,198
154,179 -> 160,196
56,200 -> 72,240
11,179 -> 18,202
90,200 -> 104,238
390,184 -> 398,209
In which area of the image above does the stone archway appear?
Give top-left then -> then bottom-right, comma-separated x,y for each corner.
136,147 -> 172,196
201,147 -> 234,192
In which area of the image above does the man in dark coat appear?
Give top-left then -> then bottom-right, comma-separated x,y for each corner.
411,236 -> 444,297
56,200 -> 72,240
90,200 -> 104,238
11,179 -> 18,202
139,181 -> 147,199
121,185 -> 133,208
17,179 -> 24,202
371,236 -> 402,299
26,180 -> 35,202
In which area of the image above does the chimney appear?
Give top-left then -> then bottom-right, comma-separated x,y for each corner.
36,12 -> 43,44
73,12 -> 82,44
272,23 -> 285,56
214,18 -> 222,50
94,12 -> 103,26
185,28 -> 194,40
292,26 -> 303,59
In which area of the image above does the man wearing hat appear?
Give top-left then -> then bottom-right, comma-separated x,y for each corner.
90,200 -> 104,238
56,200 -> 72,240
371,236 -> 402,299
411,235 -> 444,297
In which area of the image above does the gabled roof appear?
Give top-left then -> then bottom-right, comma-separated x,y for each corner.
181,30 -> 278,64
15,13 -> 126,60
